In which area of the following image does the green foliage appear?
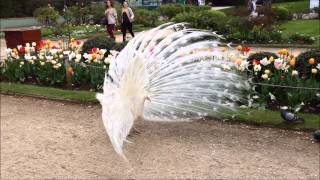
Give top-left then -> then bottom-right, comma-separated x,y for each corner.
64,5 -> 90,25
173,10 -> 227,32
2,60 -> 33,82
71,63 -> 106,89
156,4 -> 212,20
87,4 -> 105,24
288,33 -> 315,44
280,19 -> 320,46
273,0 -> 309,14
156,4 -> 185,20
273,7 -> 290,21
133,8 -> 160,27
33,6 -> 60,26
35,60 -> 66,86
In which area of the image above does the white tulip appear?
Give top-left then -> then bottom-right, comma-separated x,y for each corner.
261,73 -> 269,80
260,57 -> 270,66
311,68 -> 317,74
5,48 -> 12,54
292,70 -> 299,76
253,64 -> 261,72
51,60 -> 57,64
24,54 -> 32,60
46,55 -> 53,60
32,42 -> 36,47
63,50 -> 70,55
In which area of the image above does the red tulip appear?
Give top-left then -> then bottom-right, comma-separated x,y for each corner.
39,40 -> 46,46
18,47 -> 25,53
252,59 -> 260,65
242,46 -> 251,53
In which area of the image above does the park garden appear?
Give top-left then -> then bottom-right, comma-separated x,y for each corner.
1,0 -> 320,179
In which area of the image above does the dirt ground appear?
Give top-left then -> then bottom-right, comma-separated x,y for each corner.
1,95 -> 319,179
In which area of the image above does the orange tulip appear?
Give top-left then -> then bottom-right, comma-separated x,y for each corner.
92,53 -> 97,60
309,58 -> 316,65
289,58 -> 296,66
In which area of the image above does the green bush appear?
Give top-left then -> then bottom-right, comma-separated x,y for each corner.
156,4 -> 212,21
173,10 -> 227,32
296,50 -> 320,81
33,6 -> 60,26
156,4 -> 185,20
87,4 -> 105,24
64,6 -> 90,25
273,7 -> 290,21
133,8 -> 160,27
288,33 -> 315,44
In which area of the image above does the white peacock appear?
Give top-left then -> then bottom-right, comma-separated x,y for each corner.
96,23 -> 249,160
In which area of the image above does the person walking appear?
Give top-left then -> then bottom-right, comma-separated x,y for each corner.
121,1 -> 134,42
105,0 -> 118,40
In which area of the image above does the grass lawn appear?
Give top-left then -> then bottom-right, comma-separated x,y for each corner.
1,82 -> 319,130
221,0 -> 309,14
273,0 -> 309,13
280,19 -> 320,46
0,82 -> 97,103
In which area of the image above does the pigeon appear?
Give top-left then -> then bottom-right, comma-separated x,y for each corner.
313,130 -> 320,141
280,110 -> 304,122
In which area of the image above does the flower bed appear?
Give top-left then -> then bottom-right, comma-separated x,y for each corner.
235,47 -> 320,112
1,42 -> 319,113
0,39 -> 118,90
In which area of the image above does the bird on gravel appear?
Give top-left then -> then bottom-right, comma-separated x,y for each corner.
96,23 -> 249,160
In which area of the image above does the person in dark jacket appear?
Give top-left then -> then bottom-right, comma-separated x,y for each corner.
121,1 -> 134,42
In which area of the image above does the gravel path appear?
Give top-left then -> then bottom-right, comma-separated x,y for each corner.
1,95 -> 319,179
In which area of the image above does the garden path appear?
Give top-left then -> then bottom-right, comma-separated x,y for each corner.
1,95 -> 319,179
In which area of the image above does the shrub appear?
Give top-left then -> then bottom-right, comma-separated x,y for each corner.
87,4 -> 105,24
173,10 -> 227,32
133,8 -> 160,26
288,33 -> 315,44
33,6 -> 60,26
156,4 -> 185,20
296,50 -> 320,81
273,7 -> 290,21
